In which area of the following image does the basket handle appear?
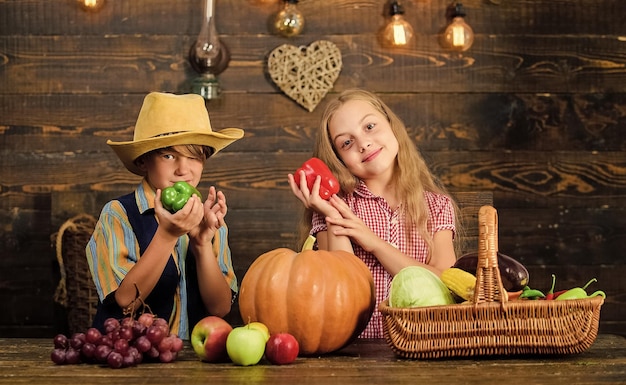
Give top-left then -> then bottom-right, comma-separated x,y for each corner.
472,205 -> 508,304
53,213 -> 97,307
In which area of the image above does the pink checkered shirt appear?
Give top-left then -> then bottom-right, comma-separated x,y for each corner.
311,181 -> 456,338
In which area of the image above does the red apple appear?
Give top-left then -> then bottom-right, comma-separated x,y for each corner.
190,316 -> 233,362
265,333 -> 299,365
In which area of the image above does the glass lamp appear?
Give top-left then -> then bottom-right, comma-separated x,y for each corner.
272,0 -> 305,37
188,0 -> 231,99
381,1 -> 414,47
441,2 -> 474,52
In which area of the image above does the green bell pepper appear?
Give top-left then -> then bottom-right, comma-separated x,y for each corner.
161,181 -> 202,213
555,278 -> 606,300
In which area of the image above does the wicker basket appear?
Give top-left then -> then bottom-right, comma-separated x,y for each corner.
379,205 -> 604,359
53,214 -> 99,334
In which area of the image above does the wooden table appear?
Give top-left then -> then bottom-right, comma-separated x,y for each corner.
1,335 -> 625,384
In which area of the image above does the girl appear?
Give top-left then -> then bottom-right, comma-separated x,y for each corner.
288,89 -> 459,338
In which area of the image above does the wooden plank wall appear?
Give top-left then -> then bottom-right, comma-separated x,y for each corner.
1,0 -> 624,337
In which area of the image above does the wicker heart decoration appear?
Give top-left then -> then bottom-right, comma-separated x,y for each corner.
268,40 -> 343,112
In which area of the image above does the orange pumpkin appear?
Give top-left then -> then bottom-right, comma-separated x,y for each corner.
238,247 -> 375,355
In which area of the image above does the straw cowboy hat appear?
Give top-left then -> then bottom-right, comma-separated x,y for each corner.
107,92 -> 244,175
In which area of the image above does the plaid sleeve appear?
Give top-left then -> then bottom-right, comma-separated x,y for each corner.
426,192 -> 456,238
310,210 -> 328,235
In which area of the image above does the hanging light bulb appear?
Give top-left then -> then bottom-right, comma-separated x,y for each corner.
272,0 -> 305,37
441,2 -> 474,52
77,0 -> 105,12
189,0 -> 231,100
381,1 -> 414,47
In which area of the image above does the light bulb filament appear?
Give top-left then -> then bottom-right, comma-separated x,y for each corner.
392,23 -> 407,46
78,0 -> 105,11
452,24 -> 465,47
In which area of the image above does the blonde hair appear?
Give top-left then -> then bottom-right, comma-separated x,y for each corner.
296,88 -> 460,258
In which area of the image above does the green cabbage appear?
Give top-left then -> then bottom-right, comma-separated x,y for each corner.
389,266 -> 455,308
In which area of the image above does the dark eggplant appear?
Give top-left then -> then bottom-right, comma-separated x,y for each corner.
453,251 -> 529,292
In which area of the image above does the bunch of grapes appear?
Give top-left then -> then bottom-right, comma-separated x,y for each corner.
50,313 -> 183,368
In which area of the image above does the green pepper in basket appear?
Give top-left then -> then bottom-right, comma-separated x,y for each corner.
161,181 -> 202,213
519,285 -> 545,300
555,278 -> 606,300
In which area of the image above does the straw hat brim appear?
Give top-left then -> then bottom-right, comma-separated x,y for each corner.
107,127 -> 244,176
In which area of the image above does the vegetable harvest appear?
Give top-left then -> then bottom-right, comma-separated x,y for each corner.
294,157 -> 340,200
161,181 -> 202,213
238,236 -> 375,356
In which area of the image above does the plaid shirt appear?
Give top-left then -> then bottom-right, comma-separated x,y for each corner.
311,181 -> 456,338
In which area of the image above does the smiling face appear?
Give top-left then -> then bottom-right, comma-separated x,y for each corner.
328,99 -> 399,183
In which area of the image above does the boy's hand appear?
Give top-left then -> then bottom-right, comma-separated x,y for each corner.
154,188 -> 204,238
189,186 -> 227,245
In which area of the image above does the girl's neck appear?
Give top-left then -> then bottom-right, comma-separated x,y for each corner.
364,179 -> 400,209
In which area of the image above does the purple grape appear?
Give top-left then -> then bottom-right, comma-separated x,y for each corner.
158,335 -> 173,353
133,336 -> 151,353
146,346 -> 160,359
146,325 -> 165,344
107,351 -> 123,369
108,330 -> 120,342
81,342 -> 96,360
85,327 -> 102,345
113,338 -> 129,354
99,335 -> 113,348
171,336 -> 184,353
53,334 -> 68,349
68,332 -> 84,348
137,313 -> 154,328
126,346 -> 142,364
118,326 -> 133,342
94,344 -> 112,363
159,350 -> 175,363
50,348 -> 66,365
121,317 -> 134,329
103,318 -> 120,333
153,318 -> 170,334
122,352 -> 136,367
132,322 -> 146,338
65,348 -> 81,365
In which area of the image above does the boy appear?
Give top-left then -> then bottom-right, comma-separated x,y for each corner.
86,92 -> 244,339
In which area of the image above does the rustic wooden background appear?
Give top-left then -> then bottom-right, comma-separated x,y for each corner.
1,0 -> 624,337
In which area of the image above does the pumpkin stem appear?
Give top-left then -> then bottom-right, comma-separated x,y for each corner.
302,235 -> 316,251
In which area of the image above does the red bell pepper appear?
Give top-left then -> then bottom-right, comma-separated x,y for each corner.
294,157 -> 340,200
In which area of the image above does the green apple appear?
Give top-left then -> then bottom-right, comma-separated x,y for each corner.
247,321 -> 270,342
226,325 -> 267,366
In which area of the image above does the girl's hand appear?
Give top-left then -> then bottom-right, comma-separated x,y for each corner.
189,186 -> 227,245
154,188 -> 204,238
325,195 -> 380,252
287,171 -> 339,218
